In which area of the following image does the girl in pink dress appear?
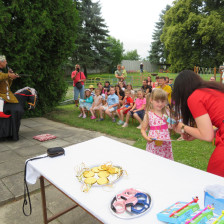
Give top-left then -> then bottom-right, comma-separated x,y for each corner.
141,88 -> 173,160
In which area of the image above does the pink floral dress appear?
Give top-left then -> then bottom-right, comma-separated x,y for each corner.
146,111 -> 173,160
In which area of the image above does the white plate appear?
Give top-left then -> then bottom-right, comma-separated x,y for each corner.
109,189 -> 153,219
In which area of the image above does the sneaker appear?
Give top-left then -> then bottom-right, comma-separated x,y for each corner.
82,114 -> 86,118
98,118 -> 104,121
122,123 -> 128,128
136,124 -> 142,129
112,118 -> 116,123
78,113 -> 83,118
177,136 -> 184,141
117,120 -> 124,125
91,116 -> 96,120
117,120 -> 122,125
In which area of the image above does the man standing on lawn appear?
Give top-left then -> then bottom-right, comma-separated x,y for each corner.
158,76 -> 172,105
140,63 -> 143,73
140,63 -> 144,82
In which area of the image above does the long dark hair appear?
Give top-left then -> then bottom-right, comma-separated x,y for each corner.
147,76 -> 152,86
115,84 -> 123,94
172,70 -> 224,125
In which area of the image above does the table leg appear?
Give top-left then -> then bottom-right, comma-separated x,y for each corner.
40,176 -> 79,223
40,176 -> 48,224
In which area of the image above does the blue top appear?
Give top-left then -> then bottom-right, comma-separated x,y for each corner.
85,95 -> 93,104
107,93 -> 119,110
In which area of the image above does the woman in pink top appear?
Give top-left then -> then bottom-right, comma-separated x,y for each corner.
122,90 -> 146,129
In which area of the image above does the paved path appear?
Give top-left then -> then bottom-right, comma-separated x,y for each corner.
0,117 -> 135,224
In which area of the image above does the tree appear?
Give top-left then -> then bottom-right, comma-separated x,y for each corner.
161,0 -> 224,72
71,0 -> 110,76
106,36 -> 124,73
123,49 -> 140,60
0,0 -> 78,115
148,5 -> 171,64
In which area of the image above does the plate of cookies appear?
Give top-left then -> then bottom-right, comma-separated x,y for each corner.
76,162 -> 125,192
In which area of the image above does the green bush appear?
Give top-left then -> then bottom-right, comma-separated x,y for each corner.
0,0 -> 79,115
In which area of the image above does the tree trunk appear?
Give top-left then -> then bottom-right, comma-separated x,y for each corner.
83,65 -> 87,78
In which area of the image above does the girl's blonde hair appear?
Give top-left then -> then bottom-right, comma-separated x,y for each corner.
95,88 -> 101,94
145,88 -> 168,115
137,90 -> 143,95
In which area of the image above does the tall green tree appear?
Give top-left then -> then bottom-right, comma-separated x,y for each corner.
0,0 -> 78,115
148,5 -> 171,64
123,49 -> 140,60
72,0 -> 110,76
106,36 -> 124,73
161,0 -> 224,72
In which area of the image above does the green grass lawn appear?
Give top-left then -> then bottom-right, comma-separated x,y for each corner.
45,104 -> 215,172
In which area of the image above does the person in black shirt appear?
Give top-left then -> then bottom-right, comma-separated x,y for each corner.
140,63 -> 143,73
141,79 -> 152,96
104,81 -> 111,94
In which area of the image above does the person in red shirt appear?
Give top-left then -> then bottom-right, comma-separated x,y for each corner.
116,90 -> 133,125
71,64 -> 86,107
172,70 -> 224,177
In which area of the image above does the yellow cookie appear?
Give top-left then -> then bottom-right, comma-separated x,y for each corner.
108,167 -> 116,174
97,177 -> 109,185
84,177 -> 97,185
108,166 -> 120,174
155,140 -> 163,146
98,171 -> 110,178
83,171 -> 95,178
98,166 -> 105,171
98,165 -> 108,171
91,167 -> 99,173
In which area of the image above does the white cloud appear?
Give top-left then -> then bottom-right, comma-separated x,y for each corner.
92,0 -> 174,59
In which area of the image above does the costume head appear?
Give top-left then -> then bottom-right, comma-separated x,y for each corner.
0,55 -> 6,62
0,55 -> 7,69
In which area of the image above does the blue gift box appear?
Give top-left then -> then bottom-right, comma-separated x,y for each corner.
206,214 -> 224,224
157,201 -> 200,224
204,185 -> 224,216
180,209 -> 213,224
166,117 -> 177,124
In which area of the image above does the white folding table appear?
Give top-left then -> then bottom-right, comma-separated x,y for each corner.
26,136 -> 224,224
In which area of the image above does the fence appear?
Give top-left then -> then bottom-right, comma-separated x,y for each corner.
121,60 -> 158,73
66,72 -> 159,90
194,66 -> 223,82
